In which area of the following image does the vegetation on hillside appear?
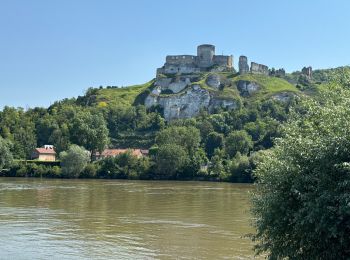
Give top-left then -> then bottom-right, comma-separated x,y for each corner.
1,67 -> 348,182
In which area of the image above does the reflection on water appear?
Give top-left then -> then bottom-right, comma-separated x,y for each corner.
0,178 -> 258,259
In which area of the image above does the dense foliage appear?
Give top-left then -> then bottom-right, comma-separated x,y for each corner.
252,84 -> 350,259
0,87 -> 294,181
0,137 -> 13,170
60,145 -> 90,178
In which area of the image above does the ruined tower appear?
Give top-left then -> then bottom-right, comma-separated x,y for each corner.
239,56 -> 249,75
302,66 -> 312,79
197,44 -> 215,68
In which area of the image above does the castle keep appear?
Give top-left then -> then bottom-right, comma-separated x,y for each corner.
156,44 -> 276,77
157,44 -> 233,75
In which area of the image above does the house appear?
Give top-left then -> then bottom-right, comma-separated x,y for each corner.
94,149 -> 149,160
31,145 -> 56,161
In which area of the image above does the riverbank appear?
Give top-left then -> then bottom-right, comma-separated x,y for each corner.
1,158 -> 254,183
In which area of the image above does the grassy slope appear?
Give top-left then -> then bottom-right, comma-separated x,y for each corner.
95,80 -> 154,107
233,74 -> 299,94
93,73 -> 299,107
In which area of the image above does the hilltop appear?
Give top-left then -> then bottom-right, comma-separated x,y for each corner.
77,44 -> 349,123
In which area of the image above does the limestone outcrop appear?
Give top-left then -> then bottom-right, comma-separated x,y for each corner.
208,98 -> 237,113
236,80 -> 260,97
145,84 -> 237,121
206,74 -> 221,88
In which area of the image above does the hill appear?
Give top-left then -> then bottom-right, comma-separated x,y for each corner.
88,71 -> 299,109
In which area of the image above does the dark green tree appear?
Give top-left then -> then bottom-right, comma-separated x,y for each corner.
225,130 -> 253,157
70,111 -> 109,158
205,131 -> 224,158
252,85 -> 350,259
156,144 -> 188,178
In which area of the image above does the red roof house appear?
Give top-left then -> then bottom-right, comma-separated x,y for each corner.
31,145 -> 56,161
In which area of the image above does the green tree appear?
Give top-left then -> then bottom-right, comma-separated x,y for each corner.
252,85 -> 350,259
225,130 -> 253,157
0,137 -> 13,170
205,131 -> 224,158
70,111 -> 109,158
208,148 -> 227,180
60,145 -> 90,178
156,144 -> 187,178
228,152 -> 252,183
156,126 -> 201,156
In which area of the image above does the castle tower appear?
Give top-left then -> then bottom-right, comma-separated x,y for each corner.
197,44 -> 215,68
239,56 -> 249,75
302,66 -> 312,79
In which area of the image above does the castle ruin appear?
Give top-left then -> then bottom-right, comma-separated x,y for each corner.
147,44 -> 291,121
250,62 -> 269,75
302,66 -> 312,79
156,44 -> 233,75
238,56 -> 250,75
238,55 -> 269,76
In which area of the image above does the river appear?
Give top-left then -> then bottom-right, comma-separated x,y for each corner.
0,178 -> 258,259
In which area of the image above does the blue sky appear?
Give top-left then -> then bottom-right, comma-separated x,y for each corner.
0,0 -> 349,108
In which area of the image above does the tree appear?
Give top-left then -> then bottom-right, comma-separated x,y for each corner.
252,85 -> 350,259
208,148 -> 227,180
205,131 -> 224,158
156,126 -> 201,156
156,144 -> 187,178
225,130 -> 253,157
228,152 -> 251,183
60,145 -> 90,178
0,137 -> 13,170
70,111 -> 109,158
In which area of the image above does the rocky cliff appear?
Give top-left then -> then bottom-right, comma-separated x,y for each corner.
145,84 -> 238,121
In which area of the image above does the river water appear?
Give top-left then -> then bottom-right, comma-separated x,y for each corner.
0,178 -> 258,259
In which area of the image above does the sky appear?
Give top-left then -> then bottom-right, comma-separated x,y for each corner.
0,0 -> 349,108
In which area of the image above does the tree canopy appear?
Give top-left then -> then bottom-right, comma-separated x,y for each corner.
0,137 -> 13,170
252,85 -> 350,259
60,145 -> 90,178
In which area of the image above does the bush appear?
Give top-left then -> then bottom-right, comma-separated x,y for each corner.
60,145 -> 90,178
252,85 -> 350,259
80,163 -> 98,178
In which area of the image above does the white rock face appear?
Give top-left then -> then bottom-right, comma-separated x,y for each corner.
167,79 -> 190,93
206,74 -> 221,88
237,80 -> 260,96
155,77 -> 191,93
155,78 -> 172,88
145,84 -> 237,121
151,86 -> 162,95
209,98 -> 237,112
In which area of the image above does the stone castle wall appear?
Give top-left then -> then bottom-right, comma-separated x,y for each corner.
250,62 -> 269,75
157,44 -> 232,75
213,55 -> 233,68
166,55 -> 197,65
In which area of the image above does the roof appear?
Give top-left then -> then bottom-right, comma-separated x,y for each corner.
34,147 -> 56,155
